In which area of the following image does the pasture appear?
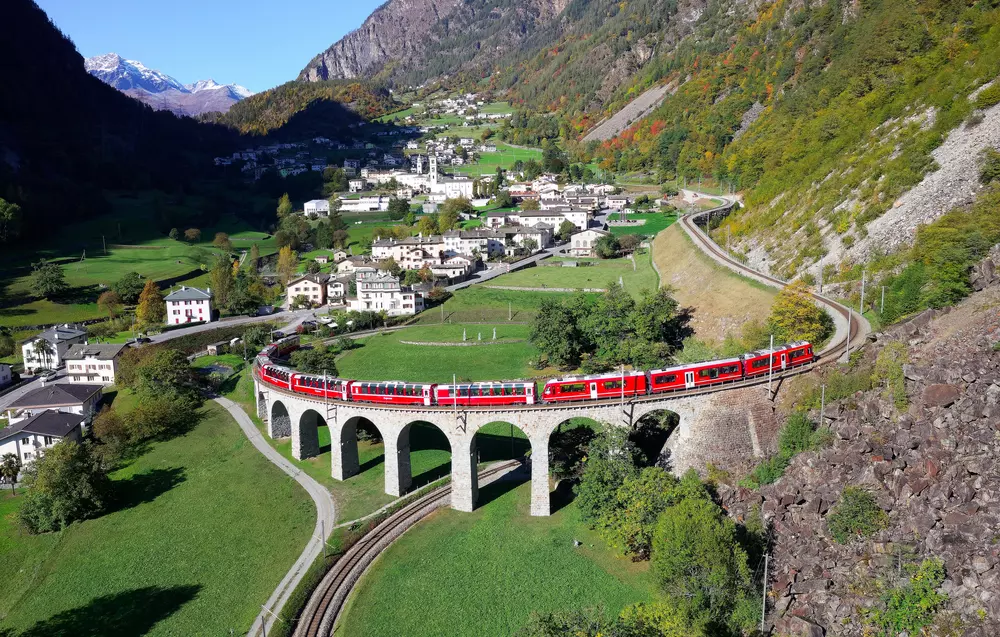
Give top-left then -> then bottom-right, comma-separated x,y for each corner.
452,144 -> 542,177
482,252 -> 659,295
0,400 -> 313,636
335,481 -> 655,637
608,212 -> 678,237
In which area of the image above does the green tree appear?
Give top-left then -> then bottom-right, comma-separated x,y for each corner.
557,220 -> 575,242
495,190 -> 514,208
135,279 -> 166,327
594,234 -> 620,259
387,197 -> 410,221
417,214 -> 439,236
17,441 -> 110,534
306,260 -> 322,274
599,467 -> 680,559
530,298 -> 588,368
768,280 -> 831,344
209,255 -> 235,310
277,193 -> 293,219
0,197 -> 23,243
523,159 -> 543,180
113,271 -> 146,304
1,453 -> 20,494
183,228 -> 201,243
249,243 -> 261,272
520,198 -> 541,211
575,426 -> 642,524
651,491 -> 752,627
242,324 -> 273,353
0,328 -> 14,357
30,260 -> 68,300
289,347 -> 339,374
168,227 -> 180,240
521,237 -> 539,253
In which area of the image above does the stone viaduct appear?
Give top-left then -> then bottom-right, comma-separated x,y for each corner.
253,374 -> 789,517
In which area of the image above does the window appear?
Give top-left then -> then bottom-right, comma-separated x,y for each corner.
603,380 -> 623,390
751,358 -> 770,370
654,374 -> 677,385
559,383 -> 586,393
44,436 -> 54,445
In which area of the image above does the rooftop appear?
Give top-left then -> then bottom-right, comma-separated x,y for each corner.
7,383 -> 103,409
22,324 -> 86,345
63,343 -> 127,361
0,410 -> 85,445
164,286 -> 212,302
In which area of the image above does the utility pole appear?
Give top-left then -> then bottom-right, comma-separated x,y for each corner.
881,285 -> 886,314
508,301 -> 512,321
819,385 -> 826,426
860,270 -> 867,315
818,266 -> 823,294
767,334 -> 774,397
102,235 -> 107,255
760,553 -> 769,634
620,364 -> 626,426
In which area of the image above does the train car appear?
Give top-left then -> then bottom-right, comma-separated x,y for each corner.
291,373 -> 350,401
435,381 -> 536,407
259,363 -> 292,390
542,371 -> 648,403
270,334 -> 300,358
350,381 -> 435,406
649,357 -> 743,393
742,341 -> 814,377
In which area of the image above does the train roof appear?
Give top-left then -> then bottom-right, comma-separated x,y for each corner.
649,357 -> 742,374
743,341 -> 811,359
352,380 -> 435,387
544,370 -> 646,384
438,381 -> 534,388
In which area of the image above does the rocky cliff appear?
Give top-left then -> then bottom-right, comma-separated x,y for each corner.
723,268 -> 1000,635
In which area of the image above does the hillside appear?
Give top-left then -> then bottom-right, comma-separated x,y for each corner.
0,1 -> 239,242
211,80 -> 399,137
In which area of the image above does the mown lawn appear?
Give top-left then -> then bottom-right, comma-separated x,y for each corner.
453,145 -> 543,177
482,252 -> 659,296
412,286 -> 588,325
609,212 -> 678,237
0,400 -> 313,636
335,481 -> 656,637
335,324 -> 542,383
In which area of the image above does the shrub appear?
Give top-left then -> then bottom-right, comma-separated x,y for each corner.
872,341 -> 909,410
17,441 -> 110,534
827,487 -> 888,544
861,558 -> 947,636
973,83 -> 1000,110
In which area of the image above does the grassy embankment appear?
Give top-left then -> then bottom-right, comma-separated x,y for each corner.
652,223 -> 777,341
334,480 -> 656,637
0,399 -> 312,636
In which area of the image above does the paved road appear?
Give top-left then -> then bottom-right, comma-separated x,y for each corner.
149,308 -> 316,345
213,395 -> 337,637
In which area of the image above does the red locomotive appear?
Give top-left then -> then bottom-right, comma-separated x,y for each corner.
435,382 -> 536,407
541,371 -> 648,403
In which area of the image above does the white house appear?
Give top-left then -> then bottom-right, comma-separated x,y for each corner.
164,286 -> 214,326
443,229 -> 505,258
286,273 -> 330,308
348,269 -> 424,316
4,383 -> 103,425
21,324 -> 88,373
326,274 -> 353,304
304,199 -> 331,216
348,178 -> 366,193
0,411 -> 86,468
63,343 -> 127,386
569,228 -> 612,257
606,195 -> 630,210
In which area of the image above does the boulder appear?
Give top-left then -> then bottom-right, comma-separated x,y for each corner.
923,384 -> 962,408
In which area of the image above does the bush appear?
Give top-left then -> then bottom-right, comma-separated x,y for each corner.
741,412 -> 825,489
861,558 -> 947,636
872,341 -> 909,410
17,441 -> 110,534
973,83 -> 1000,110
827,486 -> 888,544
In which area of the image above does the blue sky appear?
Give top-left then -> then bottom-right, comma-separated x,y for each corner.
37,0 -> 386,93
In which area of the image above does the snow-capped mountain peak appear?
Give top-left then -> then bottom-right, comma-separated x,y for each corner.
84,53 -> 253,116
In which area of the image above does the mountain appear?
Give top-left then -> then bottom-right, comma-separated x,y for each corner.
85,53 -> 252,116
0,1 -> 238,243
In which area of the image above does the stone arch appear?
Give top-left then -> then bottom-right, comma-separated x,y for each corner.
256,390 -> 267,421
332,415 -> 384,481
468,420 -> 532,510
293,408 -> 327,460
269,400 -> 291,438
631,408 -> 681,471
385,420 -> 454,499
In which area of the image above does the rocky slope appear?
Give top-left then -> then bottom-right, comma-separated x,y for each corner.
724,261 -> 1000,636
86,53 -> 252,116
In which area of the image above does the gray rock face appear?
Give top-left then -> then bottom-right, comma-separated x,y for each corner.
724,280 -> 1000,635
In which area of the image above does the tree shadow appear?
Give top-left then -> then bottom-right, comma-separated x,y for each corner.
109,467 -> 186,514
15,584 -> 201,637
476,431 -> 531,463
550,478 -> 577,515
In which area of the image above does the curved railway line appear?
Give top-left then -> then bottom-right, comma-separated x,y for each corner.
269,202 -> 870,637
295,460 -> 521,637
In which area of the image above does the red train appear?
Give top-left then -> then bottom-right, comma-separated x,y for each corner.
255,340 -> 815,406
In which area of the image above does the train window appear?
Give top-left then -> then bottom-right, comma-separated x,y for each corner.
603,380 -> 623,390
654,374 -> 677,384
560,383 -> 586,393
698,368 -> 719,379
720,365 -> 739,375
751,359 -> 769,369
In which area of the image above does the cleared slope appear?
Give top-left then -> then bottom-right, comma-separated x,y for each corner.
653,223 -> 776,341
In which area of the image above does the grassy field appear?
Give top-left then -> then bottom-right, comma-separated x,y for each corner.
0,401 -> 313,636
412,286 -> 589,325
653,224 -> 777,341
609,212 -> 678,237
336,324 -> 543,383
0,192 -> 272,328
482,252 -> 658,294
452,145 -> 543,177
335,481 -> 655,637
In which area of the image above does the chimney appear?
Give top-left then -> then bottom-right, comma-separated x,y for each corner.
206,287 -> 211,295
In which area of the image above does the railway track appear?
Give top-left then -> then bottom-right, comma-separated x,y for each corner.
295,460 -> 521,637
679,205 -> 866,363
